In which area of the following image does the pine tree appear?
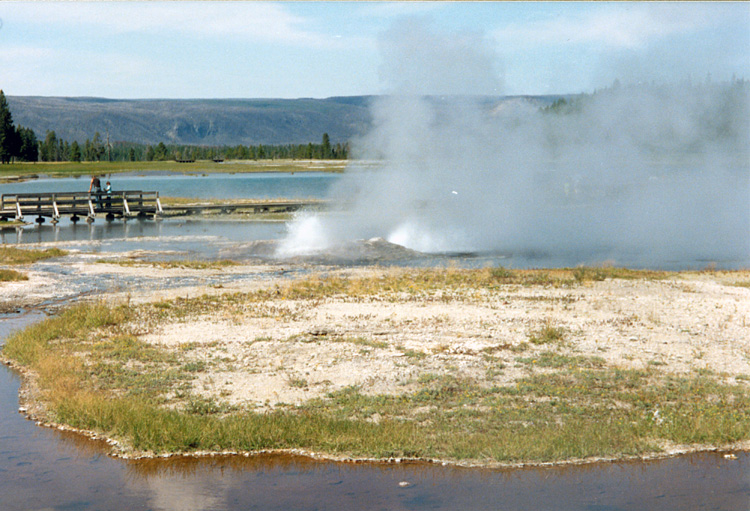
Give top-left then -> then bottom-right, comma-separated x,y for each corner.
17,126 -> 39,162
41,131 -> 58,162
92,132 -> 104,161
155,142 -> 168,160
84,139 -> 94,161
321,132 -> 331,159
0,90 -> 20,163
70,141 -> 82,162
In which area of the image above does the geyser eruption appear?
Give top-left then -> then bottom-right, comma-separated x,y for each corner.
279,20 -> 749,268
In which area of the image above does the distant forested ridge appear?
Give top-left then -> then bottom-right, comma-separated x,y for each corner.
2,94 -> 554,162
6,96 -> 374,148
4,81 -> 745,164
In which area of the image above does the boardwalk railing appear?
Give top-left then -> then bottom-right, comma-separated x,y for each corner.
0,191 -> 163,223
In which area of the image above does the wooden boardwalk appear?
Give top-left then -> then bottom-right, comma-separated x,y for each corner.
0,191 -> 325,224
1,191 -> 163,224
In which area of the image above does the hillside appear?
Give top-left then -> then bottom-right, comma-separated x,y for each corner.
6,96 -> 375,146
5,95 -> 563,148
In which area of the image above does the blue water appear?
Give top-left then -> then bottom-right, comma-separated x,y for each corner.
1,171 -> 338,200
2,171 -> 749,270
1,217 -> 287,254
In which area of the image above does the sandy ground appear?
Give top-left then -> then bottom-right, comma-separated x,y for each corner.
147,271 -> 750,411
6,260 -> 748,412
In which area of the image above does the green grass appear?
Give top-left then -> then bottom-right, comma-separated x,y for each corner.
132,266 -> 669,310
0,220 -> 27,228
3,283 -> 748,464
299,369 -> 750,462
516,351 -> 606,369
0,246 -> 67,265
96,258 -> 239,270
331,336 -> 389,350
0,159 -> 347,178
159,196 -> 326,206
528,322 -> 567,345
287,377 -> 309,389
247,267 -> 669,304
0,269 -> 28,281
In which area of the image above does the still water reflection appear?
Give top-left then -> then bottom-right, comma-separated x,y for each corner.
1,171 -> 338,200
1,218 -> 288,261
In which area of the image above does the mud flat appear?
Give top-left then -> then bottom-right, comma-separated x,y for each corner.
2,258 -> 749,467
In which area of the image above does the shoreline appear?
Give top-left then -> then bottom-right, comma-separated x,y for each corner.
1,261 -> 749,467
3,353 -> 747,470
0,159 -> 351,179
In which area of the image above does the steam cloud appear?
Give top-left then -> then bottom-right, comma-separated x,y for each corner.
279,20 -> 749,269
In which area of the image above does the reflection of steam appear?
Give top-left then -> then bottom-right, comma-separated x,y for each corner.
280,19 -> 749,268
142,476 -> 227,511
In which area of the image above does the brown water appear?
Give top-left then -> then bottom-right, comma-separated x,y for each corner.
1,313 -> 749,511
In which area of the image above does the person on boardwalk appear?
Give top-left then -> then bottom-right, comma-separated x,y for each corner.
104,181 -> 112,208
89,175 -> 101,194
89,175 -> 102,207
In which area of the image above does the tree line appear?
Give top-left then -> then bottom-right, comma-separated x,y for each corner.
141,133 -> 348,162
0,91 -> 39,163
34,133 -> 349,163
0,89 -> 349,164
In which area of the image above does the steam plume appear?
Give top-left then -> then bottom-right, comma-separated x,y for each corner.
279,20 -> 749,268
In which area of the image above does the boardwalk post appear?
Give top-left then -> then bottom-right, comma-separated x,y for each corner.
87,199 -> 96,222
52,195 -> 60,224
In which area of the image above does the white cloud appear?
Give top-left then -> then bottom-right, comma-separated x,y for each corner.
1,2 -> 744,98
353,2 -> 443,21
2,1 -> 327,46
0,43 -> 158,97
492,4 -> 728,50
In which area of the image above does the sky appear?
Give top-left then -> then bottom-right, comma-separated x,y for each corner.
0,1 -> 748,99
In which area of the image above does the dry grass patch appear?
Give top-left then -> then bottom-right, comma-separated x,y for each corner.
260,266 -> 668,302
2,267 -> 749,464
528,320 -> 567,345
0,269 -> 27,282
96,259 -> 239,270
0,246 -> 67,265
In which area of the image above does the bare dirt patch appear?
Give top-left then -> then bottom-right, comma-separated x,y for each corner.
134,269 -> 750,411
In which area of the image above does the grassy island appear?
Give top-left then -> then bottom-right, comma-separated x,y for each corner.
2,266 -> 749,465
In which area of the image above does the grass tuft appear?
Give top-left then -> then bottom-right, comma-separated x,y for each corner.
0,246 -> 67,265
528,321 -> 567,345
96,259 -> 239,270
0,268 -> 28,281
